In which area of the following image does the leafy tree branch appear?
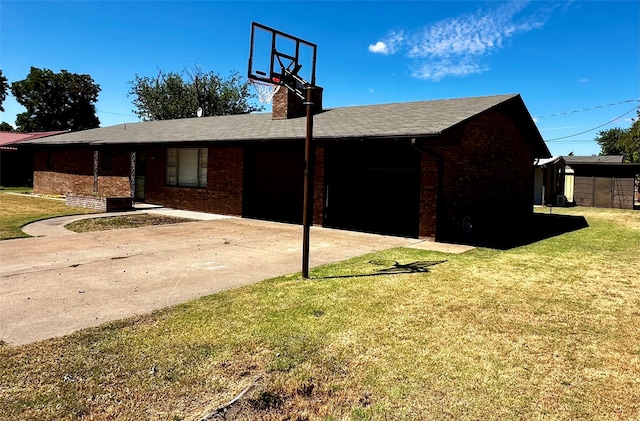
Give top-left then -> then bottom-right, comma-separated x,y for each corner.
128,67 -> 262,121
595,109 -> 640,162
10,67 -> 100,132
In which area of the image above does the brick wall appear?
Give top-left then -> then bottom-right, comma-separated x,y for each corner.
33,149 -> 93,195
65,194 -> 132,211
429,110 -> 535,241
66,194 -> 108,211
96,176 -> 131,196
418,154 -> 440,239
33,149 -> 132,197
272,86 -> 323,120
144,146 -> 243,215
97,148 -> 132,196
33,171 -> 92,195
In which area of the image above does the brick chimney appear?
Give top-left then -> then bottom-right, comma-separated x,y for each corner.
272,86 -> 323,120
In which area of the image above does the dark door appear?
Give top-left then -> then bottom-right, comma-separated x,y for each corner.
594,177 -> 612,207
325,142 -> 420,237
243,145 -> 304,224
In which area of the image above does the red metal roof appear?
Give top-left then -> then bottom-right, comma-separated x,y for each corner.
0,130 -> 68,147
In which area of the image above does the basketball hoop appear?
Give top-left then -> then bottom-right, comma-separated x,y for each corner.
250,79 -> 281,104
247,22 -> 318,279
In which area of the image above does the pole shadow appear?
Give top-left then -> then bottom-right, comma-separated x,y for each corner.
313,260 -> 447,280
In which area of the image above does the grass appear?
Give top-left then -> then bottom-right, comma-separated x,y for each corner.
1,206 -> 639,420
0,190 -> 188,239
0,190 -> 98,240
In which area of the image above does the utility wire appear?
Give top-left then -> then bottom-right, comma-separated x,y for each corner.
535,99 -> 639,119
96,109 -> 136,117
545,106 -> 638,141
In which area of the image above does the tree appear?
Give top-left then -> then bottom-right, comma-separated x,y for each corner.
0,70 -> 8,112
595,110 -> 640,163
0,121 -> 14,131
619,112 -> 640,163
595,127 -> 627,156
129,67 -> 262,121
10,67 -> 100,132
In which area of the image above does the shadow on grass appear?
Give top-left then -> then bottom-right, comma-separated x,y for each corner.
314,260 -> 447,280
450,213 -> 589,250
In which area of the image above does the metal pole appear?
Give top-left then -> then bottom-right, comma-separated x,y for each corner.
302,85 -> 314,279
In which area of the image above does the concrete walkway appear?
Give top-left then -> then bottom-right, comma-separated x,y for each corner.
21,207 -> 232,237
2,210 -> 472,345
21,207 -> 474,254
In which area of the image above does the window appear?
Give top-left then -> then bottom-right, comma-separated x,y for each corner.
166,148 -> 207,188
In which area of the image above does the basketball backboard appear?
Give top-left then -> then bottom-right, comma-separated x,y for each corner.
248,22 -> 317,95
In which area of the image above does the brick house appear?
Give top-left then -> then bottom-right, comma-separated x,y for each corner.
21,92 -> 550,242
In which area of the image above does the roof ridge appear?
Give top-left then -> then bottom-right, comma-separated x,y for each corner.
322,93 -> 519,111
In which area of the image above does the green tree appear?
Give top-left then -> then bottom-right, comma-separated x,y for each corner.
619,112 -> 640,162
0,121 -> 14,131
129,67 -> 262,121
0,70 -> 8,112
595,127 -> 627,156
10,67 -> 100,132
595,110 -> 640,163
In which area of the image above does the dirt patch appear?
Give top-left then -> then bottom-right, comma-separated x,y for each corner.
65,214 -> 192,232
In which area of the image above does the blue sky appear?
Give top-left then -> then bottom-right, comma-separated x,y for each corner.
1,0 -> 638,156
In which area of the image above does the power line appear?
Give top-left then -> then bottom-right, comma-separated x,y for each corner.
544,140 -> 599,144
96,109 -> 136,117
534,99 -> 639,119
544,106 -> 639,141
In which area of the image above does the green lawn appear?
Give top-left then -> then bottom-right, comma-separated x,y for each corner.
0,190 -> 98,240
1,206 -> 638,420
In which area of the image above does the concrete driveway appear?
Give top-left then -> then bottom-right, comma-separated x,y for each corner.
1,214 -> 469,345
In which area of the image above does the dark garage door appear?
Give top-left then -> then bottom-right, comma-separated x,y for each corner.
243,144 -> 304,224
324,142 -> 420,238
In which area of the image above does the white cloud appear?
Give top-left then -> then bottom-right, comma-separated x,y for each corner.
579,78 -> 589,83
369,30 -> 405,55
368,41 -> 389,54
369,1 -> 552,81
412,59 -> 486,82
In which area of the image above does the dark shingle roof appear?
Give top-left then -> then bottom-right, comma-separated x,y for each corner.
21,94 -> 548,156
564,155 -> 624,164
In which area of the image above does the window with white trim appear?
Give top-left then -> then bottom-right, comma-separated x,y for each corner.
166,148 -> 208,188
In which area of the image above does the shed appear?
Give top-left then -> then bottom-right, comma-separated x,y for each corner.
533,156 -> 566,206
564,156 -> 640,209
21,92 -> 550,242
